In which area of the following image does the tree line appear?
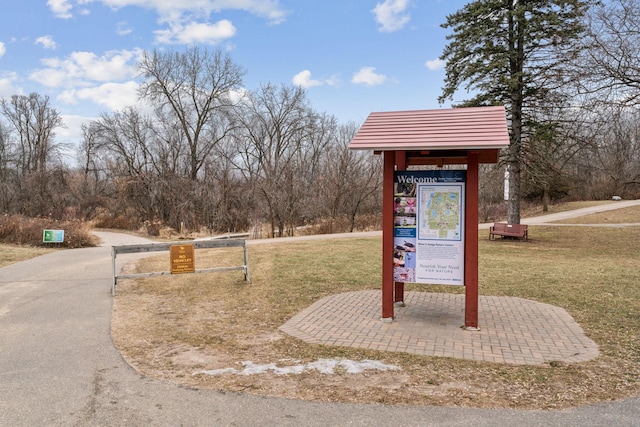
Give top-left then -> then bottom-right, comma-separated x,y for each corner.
0,48 -> 382,236
1,0 -> 639,235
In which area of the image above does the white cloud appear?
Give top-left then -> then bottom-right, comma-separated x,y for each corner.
352,66 -> 388,86
372,0 -> 410,33
47,0 -> 74,19
57,114 -> 94,140
425,58 -> 444,71
116,21 -> 133,35
29,49 -> 142,88
105,0 -> 288,24
292,70 -> 323,88
35,35 -> 58,50
154,19 -> 236,44
228,87 -> 250,105
50,0 -> 288,25
59,81 -> 140,110
325,75 -> 341,87
0,41 -> 5,58
0,72 -> 21,97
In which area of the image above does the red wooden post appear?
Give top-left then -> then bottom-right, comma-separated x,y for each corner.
464,151 -> 480,329
382,150 -> 396,321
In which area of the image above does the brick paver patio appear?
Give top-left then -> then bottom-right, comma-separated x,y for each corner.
279,290 -> 599,365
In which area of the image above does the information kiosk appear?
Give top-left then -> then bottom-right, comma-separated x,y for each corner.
348,106 -> 510,329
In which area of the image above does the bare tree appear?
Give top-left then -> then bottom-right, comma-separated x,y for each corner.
573,0 -> 640,105
138,46 -> 244,181
90,108 -> 156,176
0,119 -> 14,212
0,93 -> 63,176
588,106 -> 640,197
232,84 -> 317,237
0,93 -> 68,217
521,98 -> 593,210
547,0 -> 640,202
318,122 -> 383,232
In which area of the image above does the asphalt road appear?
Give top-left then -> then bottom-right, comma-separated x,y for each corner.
1,207 -> 640,426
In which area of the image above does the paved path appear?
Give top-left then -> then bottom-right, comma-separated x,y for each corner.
1,206 -> 639,425
520,199 -> 640,224
480,199 -> 640,228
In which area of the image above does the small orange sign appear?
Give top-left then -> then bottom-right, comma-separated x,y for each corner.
170,244 -> 195,274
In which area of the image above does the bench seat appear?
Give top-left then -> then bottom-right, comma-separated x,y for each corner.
489,223 -> 528,240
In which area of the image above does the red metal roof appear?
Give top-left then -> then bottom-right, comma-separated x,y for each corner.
348,106 -> 510,151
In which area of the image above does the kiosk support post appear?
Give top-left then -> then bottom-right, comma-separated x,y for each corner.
381,150 -> 396,321
464,151 -> 480,329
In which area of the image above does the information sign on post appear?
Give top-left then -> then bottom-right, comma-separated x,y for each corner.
43,229 -> 64,243
393,170 -> 465,286
170,244 -> 195,274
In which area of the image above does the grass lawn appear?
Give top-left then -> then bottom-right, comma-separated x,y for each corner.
112,219 -> 640,409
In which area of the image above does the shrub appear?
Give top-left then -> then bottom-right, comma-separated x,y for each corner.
0,215 -> 98,248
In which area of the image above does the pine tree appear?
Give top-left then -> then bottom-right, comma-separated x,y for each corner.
439,0 -> 592,223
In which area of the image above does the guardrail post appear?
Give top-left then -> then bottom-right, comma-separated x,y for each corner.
111,246 -> 117,296
243,241 -> 251,283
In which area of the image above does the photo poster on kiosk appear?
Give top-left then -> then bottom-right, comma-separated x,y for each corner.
393,170 -> 466,286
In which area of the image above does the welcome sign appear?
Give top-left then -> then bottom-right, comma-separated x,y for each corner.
393,170 -> 466,286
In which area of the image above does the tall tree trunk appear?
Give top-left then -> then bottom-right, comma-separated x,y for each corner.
508,104 -> 523,224
542,186 -> 550,212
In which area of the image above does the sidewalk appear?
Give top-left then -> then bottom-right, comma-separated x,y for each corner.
481,199 -> 640,228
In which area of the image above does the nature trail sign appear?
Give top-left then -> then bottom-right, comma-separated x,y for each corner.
43,229 -> 64,243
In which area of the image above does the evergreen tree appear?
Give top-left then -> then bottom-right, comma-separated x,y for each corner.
439,0 -> 592,223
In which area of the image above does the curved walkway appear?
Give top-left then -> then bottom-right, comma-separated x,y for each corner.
0,205 -> 639,425
480,199 -> 640,228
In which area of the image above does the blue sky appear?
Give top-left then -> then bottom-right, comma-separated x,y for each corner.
0,0 -> 468,147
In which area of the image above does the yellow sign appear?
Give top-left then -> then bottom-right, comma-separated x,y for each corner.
170,244 -> 195,274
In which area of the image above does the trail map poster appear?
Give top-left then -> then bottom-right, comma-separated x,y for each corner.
393,170 -> 465,286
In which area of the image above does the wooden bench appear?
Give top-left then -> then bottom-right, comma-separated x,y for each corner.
489,223 -> 528,241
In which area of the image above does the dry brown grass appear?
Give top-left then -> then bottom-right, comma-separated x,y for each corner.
112,224 -> 640,409
0,244 -> 54,268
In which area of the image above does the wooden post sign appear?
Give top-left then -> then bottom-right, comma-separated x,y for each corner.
170,244 -> 195,274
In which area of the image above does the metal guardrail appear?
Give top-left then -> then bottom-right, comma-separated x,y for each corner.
111,238 -> 250,296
